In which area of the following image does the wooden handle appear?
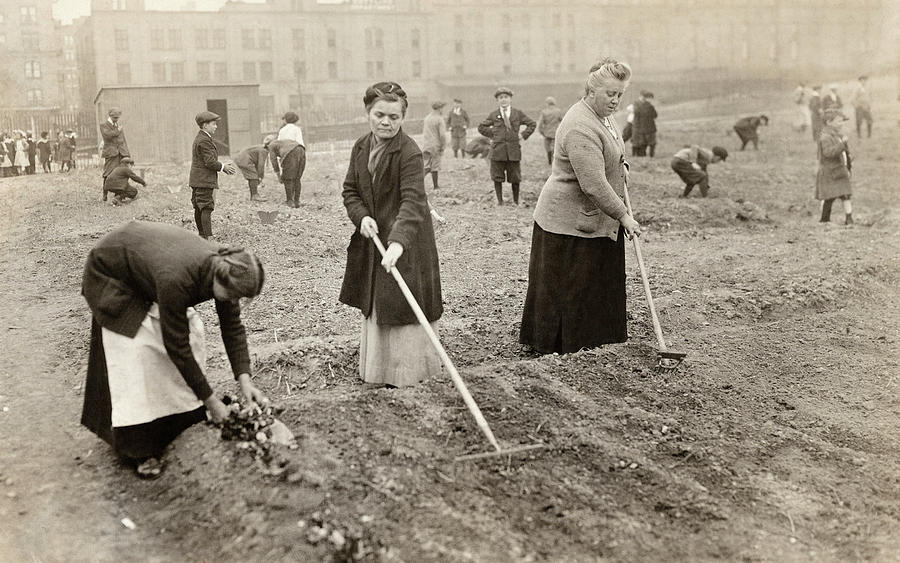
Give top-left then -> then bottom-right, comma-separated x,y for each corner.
622,183 -> 668,353
372,235 -> 502,452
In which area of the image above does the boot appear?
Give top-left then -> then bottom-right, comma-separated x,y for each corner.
494,182 -> 504,205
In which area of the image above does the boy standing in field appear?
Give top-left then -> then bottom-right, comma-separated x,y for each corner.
37,132 -> 52,173
422,100 -> 448,190
190,111 -> 236,239
477,87 -> 536,206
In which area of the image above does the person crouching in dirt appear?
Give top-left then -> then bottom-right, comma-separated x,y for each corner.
671,145 -> 728,198
233,135 -> 274,202
104,157 -> 146,205
268,138 -> 307,208
816,109 -> 854,225
733,114 -> 769,150
340,81 -> 444,388
80,220 -> 268,479
464,136 -> 491,158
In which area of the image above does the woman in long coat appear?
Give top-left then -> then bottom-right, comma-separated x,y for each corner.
56,131 -> 73,172
339,81 -> 443,387
520,59 -> 641,354
81,221 -> 268,478
816,109 -> 853,225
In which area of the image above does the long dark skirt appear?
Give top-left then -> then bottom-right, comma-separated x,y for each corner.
520,223 -> 627,354
81,319 -> 206,462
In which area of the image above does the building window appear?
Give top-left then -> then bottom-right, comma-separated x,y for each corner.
195,29 -> 208,49
152,62 -> 166,82
568,39 -> 575,53
214,62 -> 227,81
503,64 -> 511,75
65,51 -> 75,62
328,61 -> 337,79
243,62 -> 256,81
114,29 -> 128,51
454,14 -> 463,27
197,61 -> 210,81
476,40 -> 484,55
376,61 -> 384,74
522,13 -> 530,26
26,89 -> 43,105
502,14 -> 510,28
0,34 -> 6,46
291,0 -> 301,10
170,62 -> 184,82
374,28 -> 383,49
412,60 -> 421,78
151,29 -> 164,50
293,60 -> 306,80
411,29 -> 420,49
258,29 -> 272,49
454,63 -> 463,76
455,41 -> 462,55
24,61 -> 41,78
259,61 -> 273,80
552,14 -> 561,27
112,0 -> 127,9
20,6 -> 37,24
502,41 -> 510,54
116,63 -> 131,83
0,13 -> 4,24
326,29 -> 336,48
242,29 -> 255,49
292,29 -> 305,51
168,29 -> 181,50
64,35 -> 74,47
22,31 -> 39,50
212,29 -> 226,49
366,61 -> 374,79
554,40 -> 561,54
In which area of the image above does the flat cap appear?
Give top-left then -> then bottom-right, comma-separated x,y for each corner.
712,146 -> 729,161
195,110 -> 220,127
120,157 -> 134,165
108,107 -> 122,116
431,100 -> 446,110
494,87 -> 514,98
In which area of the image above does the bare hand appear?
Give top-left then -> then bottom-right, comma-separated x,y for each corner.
381,242 -> 404,272
222,163 -> 236,175
691,163 -> 702,171
620,214 -> 642,239
204,396 -> 232,423
238,373 -> 269,407
360,216 -> 379,239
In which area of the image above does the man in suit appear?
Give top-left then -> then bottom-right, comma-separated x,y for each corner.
190,111 -> 236,239
477,87 -> 536,205
99,107 -> 130,202
631,90 -> 658,157
446,98 -> 470,158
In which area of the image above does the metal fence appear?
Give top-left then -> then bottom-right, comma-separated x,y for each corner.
0,108 -> 98,148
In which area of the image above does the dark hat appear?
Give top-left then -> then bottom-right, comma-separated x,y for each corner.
822,108 -> 848,123
363,81 -> 407,107
431,100 -> 446,110
494,87 -> 514,98
195,111 -> 220,126
453,98 -> 463,103
282,111 -> 299,123
120,157 -> 134,165
712,146 -> 729,161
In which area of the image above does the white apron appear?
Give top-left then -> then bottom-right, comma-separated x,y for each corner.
102,303 -> 206,427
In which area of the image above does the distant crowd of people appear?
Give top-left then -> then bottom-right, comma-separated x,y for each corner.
0,129 -> 78,177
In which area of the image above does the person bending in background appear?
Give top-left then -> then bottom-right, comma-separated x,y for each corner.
816,109 -> 854,225
671,144 -> 728,198
80,220 -> 268,479
477,87 -> 536,206
190,111 -> 236,240
233,135 -> 274,202
733,114 -> 769,150
422,100 -> 448,190
520,58 -> 642,355
268,137 -> 306,208
537,96 -> 564,165
104,157 -> 146,205
339,81 -> 444,388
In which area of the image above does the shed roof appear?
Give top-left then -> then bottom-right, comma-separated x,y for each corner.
94,83 -> 260,104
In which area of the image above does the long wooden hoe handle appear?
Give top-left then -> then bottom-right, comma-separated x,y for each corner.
372,235 -> 502,452
622,182 -> 668,353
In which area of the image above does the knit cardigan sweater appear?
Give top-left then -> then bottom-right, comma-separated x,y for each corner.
533,100 -> 629,240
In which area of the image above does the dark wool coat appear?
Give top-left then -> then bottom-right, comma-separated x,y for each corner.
477,107 -> 536,161
815,125 -> 852,200
99,120 -> 130,158
189,131 -> 222,188
81,221 -> 251,400
339,130 -> 443,325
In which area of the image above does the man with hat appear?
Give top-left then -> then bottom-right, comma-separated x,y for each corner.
104,157 -> 146,205
190,111 -> 236,239
446,98 -> 470,158
537,96 -> 564,165
670,144 -> 728,198
422,100 -> 448,190
477,87 -> 536,205
631,90 -> 658,157
100,107 -> 130,202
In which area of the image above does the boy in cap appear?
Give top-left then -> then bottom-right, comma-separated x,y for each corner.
100,107 -> 130,201
190,111 -> 236,239
446,98 -> 470,158
670,145 -> 728,198
422,100 -> 448,190
477,87 -> 536,205
537,96 -> 563,165
104,157 -> 146,205
37,131 -> 52,173
816,109 -> 854,225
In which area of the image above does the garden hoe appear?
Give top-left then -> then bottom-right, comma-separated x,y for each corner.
372,235 -> 547,462
622,180 -> 687,373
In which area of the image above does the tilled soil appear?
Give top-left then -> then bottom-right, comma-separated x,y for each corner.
1,87 -> 898,562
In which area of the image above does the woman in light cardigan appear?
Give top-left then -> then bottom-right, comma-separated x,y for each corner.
520,58 -> 641,354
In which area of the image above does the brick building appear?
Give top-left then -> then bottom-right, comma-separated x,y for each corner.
0,0 -> 62,109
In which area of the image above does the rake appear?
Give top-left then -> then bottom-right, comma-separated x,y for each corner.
622,180 -> 687,373
372,235 -> 547,462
